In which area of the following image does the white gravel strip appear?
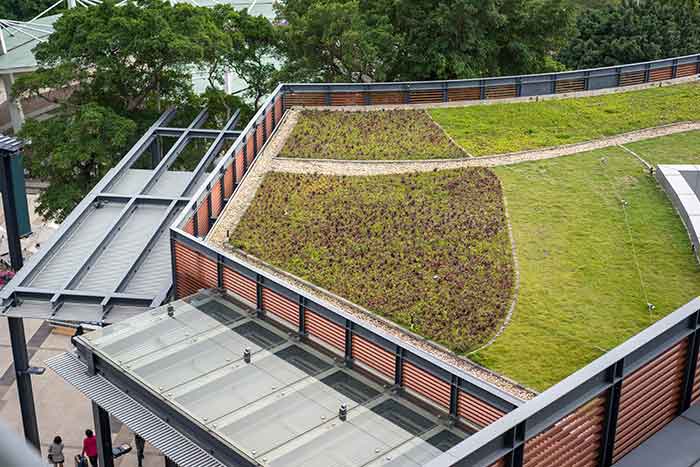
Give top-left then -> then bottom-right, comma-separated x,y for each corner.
270,121 -> 700,175
207,110 -> 300,246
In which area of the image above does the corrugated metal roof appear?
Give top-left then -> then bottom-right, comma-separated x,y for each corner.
0,133 -> 23,153
46,351 -> 227,467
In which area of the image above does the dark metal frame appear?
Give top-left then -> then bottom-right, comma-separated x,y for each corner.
0,107 -> 240,323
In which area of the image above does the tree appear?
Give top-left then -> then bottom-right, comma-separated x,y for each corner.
20,103 -> 136,221
223,10 -> 280,109
15,0 -> 217,115
275,0 -> 574,82
14,0 -> 232,220
276,0 -> 399,82
0,0 -> 59,21
559,0 -> 700,69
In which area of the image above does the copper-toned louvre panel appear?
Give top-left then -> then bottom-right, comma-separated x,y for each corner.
262,287 -> 299,327
555,79 -> 585,93
222,266 -> 257,305
523,396 -> 605,467
692,349 -> 700,405
613,340 -> 687,463
174,242 -> 217,298
246,131 -> 256,165
489,459 -> 506,467
619,71 -> 645,87
274,95 -> 283,118
183,216 -> 194,235
305,310 -> 345,350
330,92 -> 365,106
256,123 -> 264,152
447,87 -> 481,102
402,361 -> 451,409
369,91 -> 405,105
409,90 -> 444,104
649,67 -> 673,82
223,165 -> 234,199
284,92 -> 326,107
485,85 -> 517,99
210,180 -> 223,218
265,108 -> 274,135
676,63 -> 699,78
234,150 -> 245,184
196,200 -> 210,237
351,334 -> 395,379
458,390 -> 506,428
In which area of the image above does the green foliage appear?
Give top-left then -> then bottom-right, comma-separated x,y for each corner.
275,0 -> 574,82
0,0 -> 59,21
231,170 -> 514,352
560,0 -> 700,69
430,82 -> 700,156
12,0 -> 265,221
19,103 -> 137,221
279,110 -> 465,160
15,0 -> 216,114
209,6 -> 280,109
471,146 -> 700,390
276,0 -> 398,82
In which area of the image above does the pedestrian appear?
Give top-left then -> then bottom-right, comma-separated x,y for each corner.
134,434 -> 145,467
82,429 -> 98,467
47,435 -> 64,467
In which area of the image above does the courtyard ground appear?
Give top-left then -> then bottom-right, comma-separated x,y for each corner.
0,319 -> 165,466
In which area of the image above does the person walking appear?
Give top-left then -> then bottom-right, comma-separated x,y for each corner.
47,435 -> 65,467
134,434 -> 145,467
82,429 -> 98,467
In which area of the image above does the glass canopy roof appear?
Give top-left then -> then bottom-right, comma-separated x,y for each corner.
82,290 -> 471,467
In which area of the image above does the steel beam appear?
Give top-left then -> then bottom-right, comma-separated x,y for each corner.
92,401 -> 114,467
181,109 -> 241,196
138,109 -> 209,196
155,127 -> 239,139
8,317 -> 40,451
97,193 -> 189,203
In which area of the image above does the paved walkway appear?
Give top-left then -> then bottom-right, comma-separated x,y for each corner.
0,319 -> 165,466
613,404 -> 700,467
270,121 -> 700,175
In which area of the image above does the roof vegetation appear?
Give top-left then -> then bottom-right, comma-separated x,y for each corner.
430,82 -> 700,156
471,140 -> 700,390
230,170 -> 514,352
278,110 -> 465,160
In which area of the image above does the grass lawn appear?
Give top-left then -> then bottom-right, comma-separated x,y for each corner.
279,109 -> 465,160
430,82 -> 700,156
623,130 -> 700,166
470,147 -> 700,391
230,170 -> 514,352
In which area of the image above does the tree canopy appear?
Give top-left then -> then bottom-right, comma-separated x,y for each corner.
559,0 -> 700,69
275,0 -> 574,82
0,0 -> 59,21
15,0 -> 266,221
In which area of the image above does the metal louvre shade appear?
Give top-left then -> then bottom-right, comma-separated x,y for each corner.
46,352 -> 227,467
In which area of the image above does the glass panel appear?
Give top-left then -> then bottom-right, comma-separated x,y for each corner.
83,290 -> 469,467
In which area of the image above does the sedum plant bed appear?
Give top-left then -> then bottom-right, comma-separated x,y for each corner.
230,170 -> 514,352
278,110 -> 466,160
